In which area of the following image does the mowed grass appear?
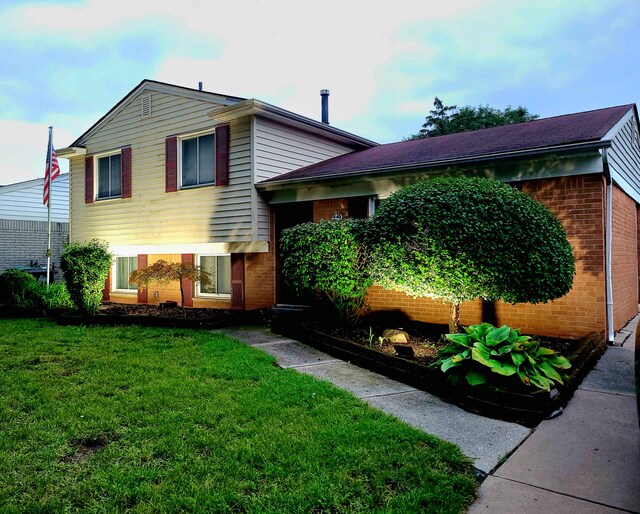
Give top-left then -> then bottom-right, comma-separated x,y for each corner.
0,318 -> 477,513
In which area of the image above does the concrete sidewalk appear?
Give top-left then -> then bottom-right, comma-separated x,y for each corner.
215,325 -> 531,475
469,317 -> 640,513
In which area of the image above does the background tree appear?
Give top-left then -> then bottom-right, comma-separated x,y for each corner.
366,177 -> 575,333
280,219 -> 372,325
406,98 -> 539,139
129,260 -> 211,313
60,239 -> 112,315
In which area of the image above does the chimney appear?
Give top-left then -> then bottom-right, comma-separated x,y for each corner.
320,89 -> 330,124
198,82 -> 203,91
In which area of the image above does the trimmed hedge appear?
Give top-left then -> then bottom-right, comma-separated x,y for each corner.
367,177 -> 575,306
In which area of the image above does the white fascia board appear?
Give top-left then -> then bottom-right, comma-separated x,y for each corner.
56,146 -> 87,158
602,108 -> 635,140
109,241 -> 269,255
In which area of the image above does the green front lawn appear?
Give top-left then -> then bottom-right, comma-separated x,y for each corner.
0,319 -> 476,513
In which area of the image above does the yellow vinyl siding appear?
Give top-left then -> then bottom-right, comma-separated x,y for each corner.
70,90 -> 253,246
253,116 -> 355,240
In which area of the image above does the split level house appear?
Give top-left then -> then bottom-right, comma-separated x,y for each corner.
58,80 -> 640,341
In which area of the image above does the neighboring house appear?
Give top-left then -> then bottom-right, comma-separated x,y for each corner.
257,105 -> 640,341
56,80 -> 374,310
0,174 -> 69,275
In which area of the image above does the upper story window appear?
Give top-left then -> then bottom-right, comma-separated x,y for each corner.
97,153 -> 122,199
165,124 -> 229,193
85,147 -> 131,204
181,132 -> 215,188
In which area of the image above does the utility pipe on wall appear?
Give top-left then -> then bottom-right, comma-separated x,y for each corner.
603,147 -> 615,344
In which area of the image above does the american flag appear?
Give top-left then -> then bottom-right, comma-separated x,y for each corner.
43,132 -> 60,206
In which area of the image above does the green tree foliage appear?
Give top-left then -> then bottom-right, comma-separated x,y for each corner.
280,219 -> 372,325
0,269 -> 38,307
60,239 -> 112,315
129,260 -> 211,311
0,269 -> 73,310
407,97 -> 539,139
366,177 -> 575,332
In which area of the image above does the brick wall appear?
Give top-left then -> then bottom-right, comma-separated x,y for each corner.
611,184 -> 639,329
0,219 -> 69,278
313,199 -> 349,222
366,175 -> 608,338
245,209 -> 276,310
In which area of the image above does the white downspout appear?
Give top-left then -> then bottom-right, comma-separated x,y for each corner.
603,148 -> 615,344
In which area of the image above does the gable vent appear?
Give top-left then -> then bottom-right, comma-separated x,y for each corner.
141,94 -> 152,118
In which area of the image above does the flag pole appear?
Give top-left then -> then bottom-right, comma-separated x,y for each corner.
46,126 -> 53,287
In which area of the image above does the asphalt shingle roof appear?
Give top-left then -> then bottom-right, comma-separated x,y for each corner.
263,104 -> 633,183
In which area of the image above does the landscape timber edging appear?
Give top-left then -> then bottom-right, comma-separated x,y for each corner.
271,315 -> 606,427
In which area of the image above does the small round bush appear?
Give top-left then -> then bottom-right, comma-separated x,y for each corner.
367,177 -> 575,329
280,218 -> 371,324
0,269 -> 37,307
60,239 -> 112,315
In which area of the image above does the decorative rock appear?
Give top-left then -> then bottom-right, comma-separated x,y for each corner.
382,329 -> 410,343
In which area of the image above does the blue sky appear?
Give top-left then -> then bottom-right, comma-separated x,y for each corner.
1,0 -> 639,184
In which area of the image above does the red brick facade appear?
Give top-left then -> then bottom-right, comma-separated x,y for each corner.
316,175 -> 639,338
244,209 -> 276,310
612,184 -> 639,329
313,199 -> 349,222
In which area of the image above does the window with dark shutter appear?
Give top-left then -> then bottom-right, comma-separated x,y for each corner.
166,136 -> 178,192
85,155 -> 94,204
121,147 -> 132,198
215,124 -> 230,186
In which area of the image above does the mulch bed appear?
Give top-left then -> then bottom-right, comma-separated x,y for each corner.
53,303 -> 265,329
271,310 -> 606,427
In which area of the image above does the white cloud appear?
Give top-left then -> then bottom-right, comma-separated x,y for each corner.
0,120 -> 72,185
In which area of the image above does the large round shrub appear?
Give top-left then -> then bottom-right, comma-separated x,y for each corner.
367,177 -> 575,331
60,239 -> 112,315
280,218 -> 371,324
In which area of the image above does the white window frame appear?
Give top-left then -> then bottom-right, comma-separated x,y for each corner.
95,150 -> 123,200
178,129 -> 216,190
196,254 -> 231,298
112,255 -> 138,294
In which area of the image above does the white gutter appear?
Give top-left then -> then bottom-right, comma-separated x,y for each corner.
603,147 -> 615,344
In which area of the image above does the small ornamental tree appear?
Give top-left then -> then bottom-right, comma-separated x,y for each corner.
280,219 -> 372,325
60,239 -> 112,315
129,260 -> 211,312
367,177 -> 575,333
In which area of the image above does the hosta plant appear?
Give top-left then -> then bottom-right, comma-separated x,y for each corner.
431,323 -> 571,392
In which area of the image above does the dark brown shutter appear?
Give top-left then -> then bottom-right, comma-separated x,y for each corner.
102,270 -> 111,301
137,254 -> 148,303
166,136 -> 178,192
215,124 -> 230,186
231,253 -> 245,310
181,254 -> 194,307
85,155 -> 94,203
121,146 -> 132,198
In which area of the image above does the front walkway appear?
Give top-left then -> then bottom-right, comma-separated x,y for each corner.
218,316 -> 639,511
469,314 -> 640,513
215,325 -> 531,475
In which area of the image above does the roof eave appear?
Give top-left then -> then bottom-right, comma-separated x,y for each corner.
56,146 -> 87,158
208,99 -> 378,149
256,139 -> 612,191
70,79 -> 246,147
